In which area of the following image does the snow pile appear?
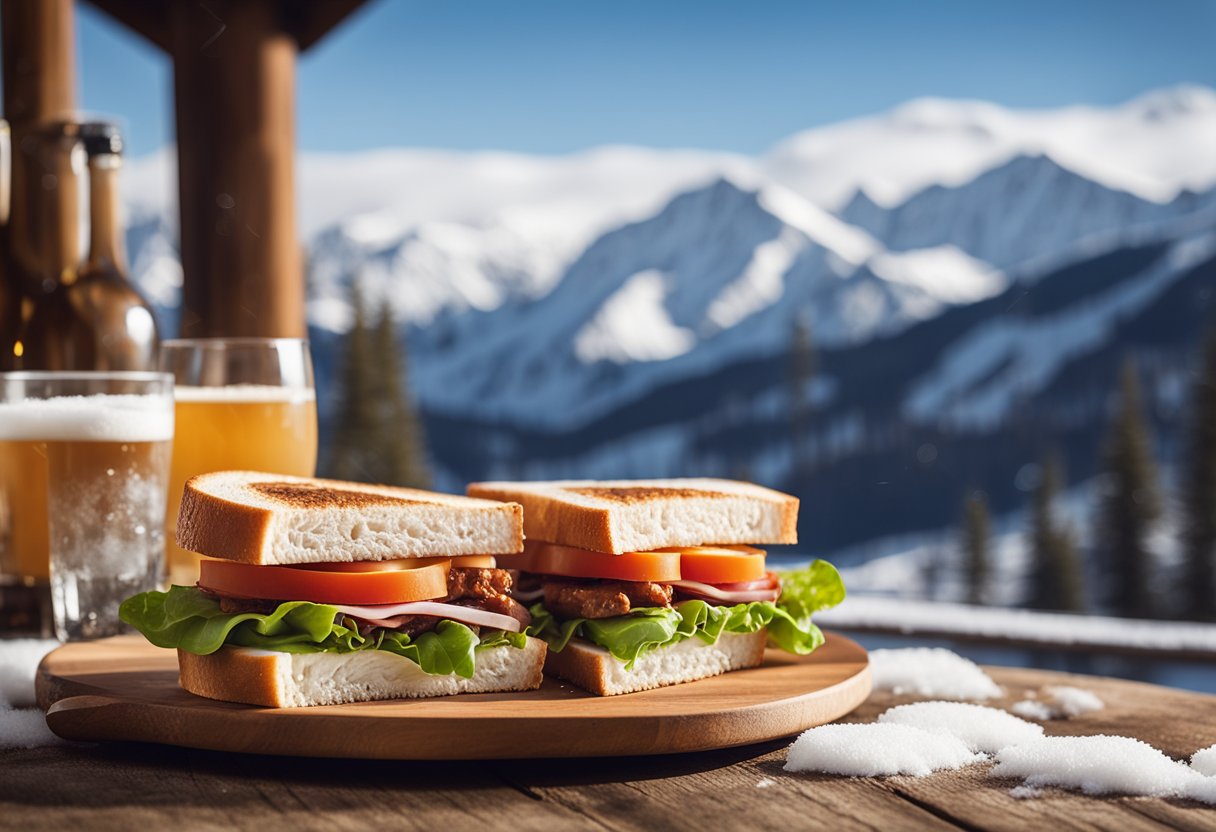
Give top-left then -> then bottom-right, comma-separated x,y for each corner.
784,723 -> 984,776
869,647 -> 1003,700
1011,700 -> 1056,721
1048,686 -> 1105,717
0,639 -> 60,749
1011,687 -> 1104,721
879,702 -> 1043,754
990,736 -> 1206,799
1192,745 -> 1216,776
0,639 -> 53,707
785,648 -> 1216,803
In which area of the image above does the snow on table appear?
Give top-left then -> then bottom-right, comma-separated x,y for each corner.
869,647 -> 1003,699
0,639 -> 61,749
878,702 -> 1043,753
786,647 -> 1216,811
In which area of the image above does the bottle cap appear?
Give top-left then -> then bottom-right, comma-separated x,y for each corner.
79,121 -> 123,157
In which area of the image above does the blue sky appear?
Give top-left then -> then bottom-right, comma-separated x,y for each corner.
78,0 -> 1216,158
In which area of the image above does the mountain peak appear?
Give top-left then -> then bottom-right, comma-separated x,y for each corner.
884,96 -> 1007,134
1123,84 -> 1216,121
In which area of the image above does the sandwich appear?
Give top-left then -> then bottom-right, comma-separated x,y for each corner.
467,478 -> 844,695
120,471 -> 547,707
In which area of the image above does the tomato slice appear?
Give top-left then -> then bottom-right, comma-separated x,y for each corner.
672,545 -> 767,584
502,543 -> 681,583
413,555 -> 497,569
296,555 -> 494,572
198,559 -> 449,605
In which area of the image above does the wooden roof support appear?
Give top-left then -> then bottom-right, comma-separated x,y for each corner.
1,0 -> 76,132
86,0 -> 369,338
0,0 -> 77,368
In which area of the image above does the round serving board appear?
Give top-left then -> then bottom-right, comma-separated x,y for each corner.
36,633 -> 870,759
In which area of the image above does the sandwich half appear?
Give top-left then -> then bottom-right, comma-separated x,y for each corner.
467,478 -> 844,696
121,471 -> 546,707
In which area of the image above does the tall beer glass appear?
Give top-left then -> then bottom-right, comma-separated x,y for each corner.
161,339 -> 317,585
0,372 -> 174,640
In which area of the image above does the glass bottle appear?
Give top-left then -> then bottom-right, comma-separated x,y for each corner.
66,121 -> 159,370
13,120 -> 90,370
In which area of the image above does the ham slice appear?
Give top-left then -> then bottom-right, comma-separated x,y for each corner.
333,601 -> 524,632
665,579 -> 781,604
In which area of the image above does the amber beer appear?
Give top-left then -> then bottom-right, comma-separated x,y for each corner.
0,388 -> 174,639
166,385 -> 317,584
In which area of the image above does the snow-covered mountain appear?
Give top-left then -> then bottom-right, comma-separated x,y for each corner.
118,86 -> 1216,555
410,177 -> 1004,427
840,153 -> 1216,270
125,85 -> 1216,332
763,84 -> 1216,210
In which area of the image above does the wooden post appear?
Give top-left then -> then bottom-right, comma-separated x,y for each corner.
83,0 -> 367,338
1,0 -> 76,132
0,0 -> 76,368
169,0 -> 303,338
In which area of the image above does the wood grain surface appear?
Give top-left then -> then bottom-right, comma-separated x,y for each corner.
34,633 -> 871,759
11,657 -> 1216,830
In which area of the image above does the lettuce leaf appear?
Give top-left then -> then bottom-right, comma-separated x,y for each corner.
119,585 -> 521,679
525,559 -> 845,669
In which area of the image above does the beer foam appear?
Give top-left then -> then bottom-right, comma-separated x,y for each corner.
0,394 -> 174,442
174,384 -> 315,404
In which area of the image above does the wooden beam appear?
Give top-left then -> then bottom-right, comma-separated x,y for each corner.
82,0 -> 171,51
87,0 -> 370,55
171,0 -> 303,337
284,0 -> 371,52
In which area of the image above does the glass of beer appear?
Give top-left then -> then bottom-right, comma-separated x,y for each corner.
161,338 -> 317,585
0,372 -> 174,641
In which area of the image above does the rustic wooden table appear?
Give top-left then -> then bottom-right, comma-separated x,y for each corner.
5,665 -> 1216,831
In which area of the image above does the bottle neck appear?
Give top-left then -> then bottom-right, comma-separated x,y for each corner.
86,153 -> 127,274
43,139 -> 82,287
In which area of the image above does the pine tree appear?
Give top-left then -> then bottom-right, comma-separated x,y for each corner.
788,315 -> 817,476
325,282 -> 431,487
1181,328 -> 1216,619
372,303 -> 431,489
326,281 -> 377,482
1095,360 -> 1163,618
962,491 -> 991,605
1026,452 -> 1084,612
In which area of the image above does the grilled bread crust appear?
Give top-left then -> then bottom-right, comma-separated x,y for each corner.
467,478 -> 797,553
178,471 -> 524,565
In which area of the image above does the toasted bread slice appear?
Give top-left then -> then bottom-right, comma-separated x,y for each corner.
178,637 -> 547,707
178,471 -> 523,565
467,478 -> 797,553
543,631 -> 767,696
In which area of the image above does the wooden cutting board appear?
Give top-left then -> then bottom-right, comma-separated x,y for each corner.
36,633 -> 870,760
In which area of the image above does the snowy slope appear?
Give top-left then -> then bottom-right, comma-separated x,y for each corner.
904,230 -> 1216,431
410,177 -> 1007,427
